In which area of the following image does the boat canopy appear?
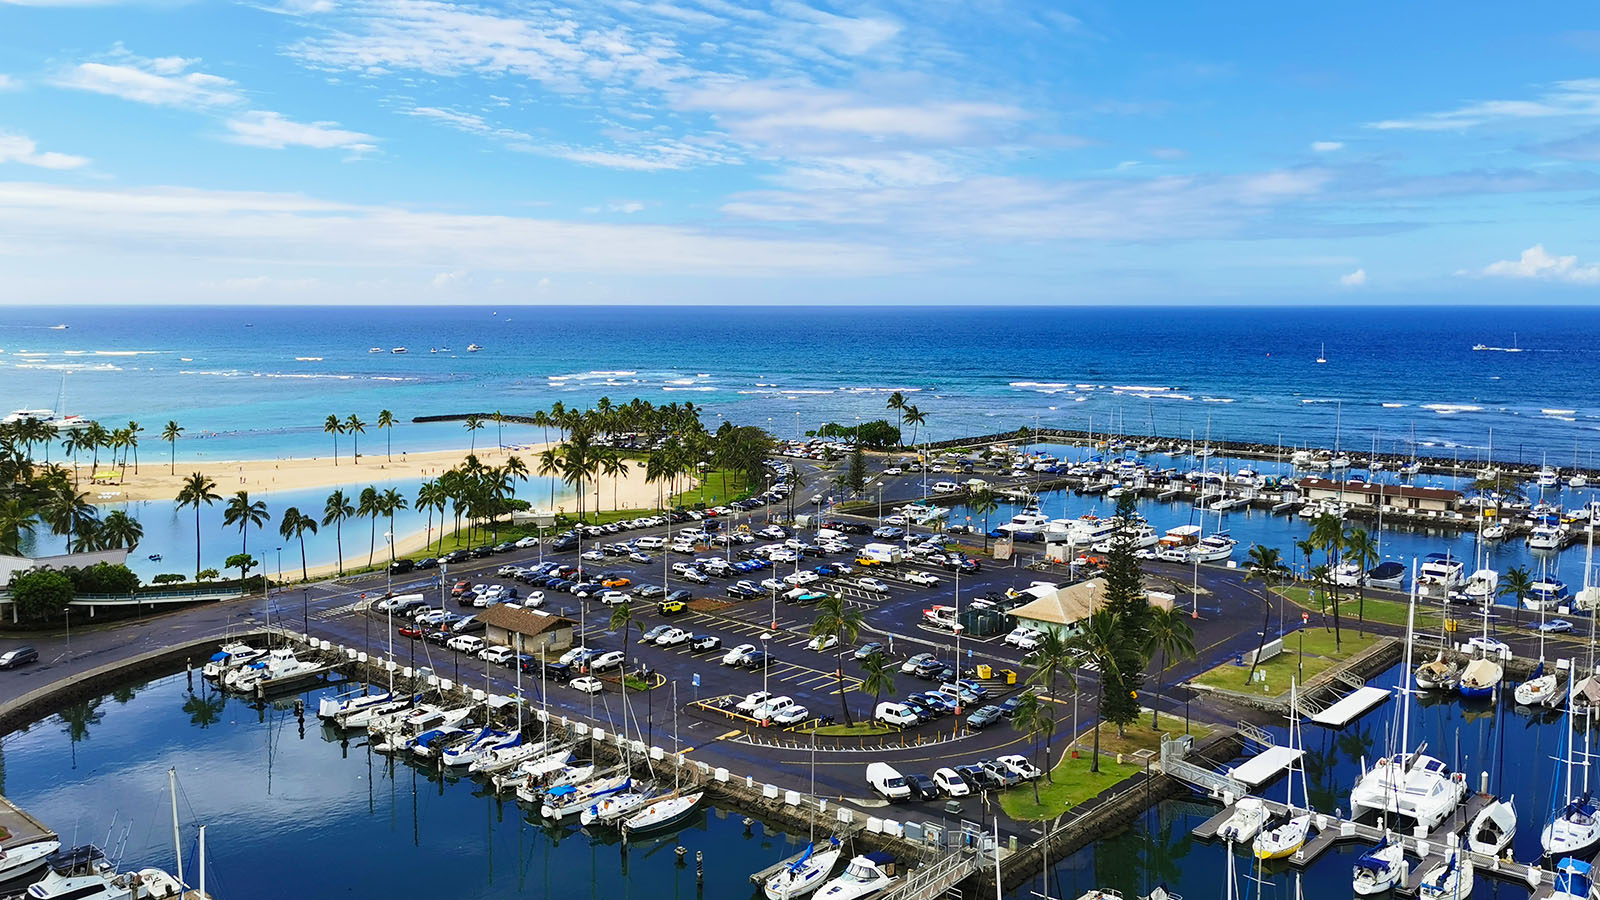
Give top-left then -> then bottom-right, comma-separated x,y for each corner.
1367,562 -> 1406,579
864,851 -> 895,865
209,651 -> 230,661
1355,841 -> 1394,871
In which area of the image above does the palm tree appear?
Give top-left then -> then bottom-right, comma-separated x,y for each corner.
1010,691 -> 1055,803
537,448 -> 562,513
810,594 -> 864,726
82,421 -> 109,478
1310,513 -> 1345,649
902,404 -> 927,449
416,479 -> 446,555
1025,629 -> 1073,767
99,510 -> 143,551
161,420 -> 182,474
968,487 -> 1000,551
222,489 -> 270,569
175,473 -> 220,579
600,452 -> 629,512
859,654 -> 895,717
1343,526 -> 1379,635
609,601 -> 634,663
1244,544 -> 1287,685
344,414 -> 367,463
886,392 -> 906,448
492,410 -> 505,451
0,497 -> 37,556
322,489 -> 355,576
377,409 -> 396,461
323,414 -> 344,465
124,421 -> 143,474
1294,537 -> 1317,582
1500,565 -> 1535,628
1144,605 -> 1195,731
278,507 -> 318,581
1069,609 -> 1137,773
357,486 -> 380,566
465,415 -> 485,454
380,488 -> 408,561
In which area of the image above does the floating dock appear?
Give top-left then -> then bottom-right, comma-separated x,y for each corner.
1310,686 -> 1392,727
1226,746 -> 1305,788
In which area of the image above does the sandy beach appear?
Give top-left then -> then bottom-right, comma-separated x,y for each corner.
79,443 -> 666,513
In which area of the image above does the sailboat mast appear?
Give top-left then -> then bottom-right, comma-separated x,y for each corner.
1401,563 -> 1415,759
199,824 -> 206,899
168,767 -> 185,889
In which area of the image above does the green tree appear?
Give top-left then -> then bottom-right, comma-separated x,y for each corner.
465,415 -> 485,454
886,392 -> 906,449
902,404 -> 927,448
11,569 -> 73,621
98,510 -> 143,551
1070,610 -> 1143,773
278,507 -> 318,582
1025,629 -> 1074,773
197,568 -> 220,582
0,498 -> 37,556
161,420 -> 183,475
175,472 -> 220,579
322,489 -> 355,575
224,552 -> 257,583
380,488 -> 408,561
344,414 -> 367,463
609,600 -> 634,657
810,594 -> 864,726
859,654 -> 896,716
1010,691 -> 1055,804
1244,543 -> 1289,683
377,409 -> 396,461
357,486 -> 380,566
222,490 -> 270,565
1098,511 -> 1152,735
846,444 -> 867,497
323,414 -> 344,465
1310,513 -> 1345,650
1343,526 -> 1378,635
1144,605 -> 1195,731
968,487 -> 1000,552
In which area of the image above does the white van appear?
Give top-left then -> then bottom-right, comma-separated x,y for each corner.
866,762 -> 911,801
931,481 -> 960,495
875,702 -> 919,728
857,543 -> 904,565
376,593 -> 426,613
815,528 -> 845,543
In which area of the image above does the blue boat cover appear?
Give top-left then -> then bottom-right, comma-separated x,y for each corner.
1355,841 -> 1393,870
209,651 -> 230,661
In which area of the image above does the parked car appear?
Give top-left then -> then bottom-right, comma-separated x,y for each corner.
875,702 -> 919,728
1540,619 -> 1575,634
996,754 -> 1043,780
588,650 -> 626,671
900,652 -> 937,675
967,705 -> 1004,729
0,646 -> 38,669
905,772 -> 940,801
389,558 -> 415,574
446,635 -> 486,654
642,624 -> 673,643
740,650 -> 772,670
978,759 -> 1022,789
853,642 -> 885,661
735,690 -> 773,714
655,627 -> 691,646
415,557 -> 439,570
570,676 -> 604,694
770,705 -> 809,725
932,767 -> 971,797
479,646 -> 517,666
808,634 -> 839,652
659,599 -> 688,615
722,643 -> 757,666
856,577 -> 891,595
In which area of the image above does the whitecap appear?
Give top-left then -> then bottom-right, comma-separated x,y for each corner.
1201,397 -> 1234,403
662,386 -> 716,392
1543,408 -> 1578,415
1422,403 -> 1483,414
1010,381 -> 1072,389
1112,385 -> 1174,392
1381,403 -> 1406,408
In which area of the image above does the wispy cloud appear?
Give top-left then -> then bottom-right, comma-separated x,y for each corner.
223,110 -> 378,154
1338,268 -> 1366,287
56,51 -> 242,109
0,75 -> 19,92
1476,244 -> 1600,284
1368,79 -> 1600,131
1311,140 -> 1343,152
0,133 -> 89,169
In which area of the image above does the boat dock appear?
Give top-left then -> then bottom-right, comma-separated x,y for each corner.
1224,746 -> 1304,788
1192,793 -> 1551,896
1309,686 -> 1392,727
0,794 -> 54,852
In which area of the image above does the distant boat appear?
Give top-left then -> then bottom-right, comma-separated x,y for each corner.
391,347 -> 408,354
368,347 -> 383,353
49,324 -> 67,330
467,344 -> 483,352
1473,333 -> 1523,352
1316,343 -> 1327,364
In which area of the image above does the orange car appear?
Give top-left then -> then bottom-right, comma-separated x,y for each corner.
602,576 -> 632,588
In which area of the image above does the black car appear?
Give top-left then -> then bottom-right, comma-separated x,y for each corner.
905,772 -> 940,801
664,589 -> 693,604
740,650 -> 772,669
388,558 -> 415,575
550,536 -> 579,551
425,630 -> 453,646
471,546 -> 495,558
902,697 -> 939,722
725,583 -> 759,599
957,763 -> 1003,791
913,658 -> 945,679
547,578 -> 573,592
494,541 -> 518,553
442,549 -> 472,563
997,695 -> 1025,717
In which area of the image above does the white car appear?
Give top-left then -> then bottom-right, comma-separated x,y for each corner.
478,646 -> 516,665
497,564 -> 523,577
570,676 -> 604,694
884,467 -> 903,476
655,627 -> 691,646
722,643 -> 757,666
635,536 -> 664,550
736,690 -> 773,714
1467,635 -> 1511,657
857,577 -> 891,595
521,591 -> 546,609
760,577 -> 787,592
808,634 -> 839,652
1004,628 -> 1041,650
597,590 -> 633,606
755,696 -> 797,719
933,767 -> 971,797
588,650 -> 625,670
581,549 -> 606,561
997,754 -> 1043,780
904,571 -> 940,587
770,705 -> 809,725
784,570 -> 820,586
447,635 -> 486,654
515,536 -> 541,548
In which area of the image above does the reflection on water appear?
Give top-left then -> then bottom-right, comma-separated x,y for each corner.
0,661 -> 1586,900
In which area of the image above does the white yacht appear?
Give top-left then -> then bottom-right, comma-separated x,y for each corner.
579,789 -> 655,827
1463,568 -> 1499,603
201,641 -> 266,680
335,694 -> 415,730
441,728 -> 520,768
316,687 -> 391,721
997,508 -> 1050,536
1572,473 -> 1590,489
764,841 -> 843,900
1540,465 -> 1561,488
0,833 -> 61,885
468,738 -> 556,776
22,846 -> 185,900
226,648 -> 326,695
1190,534 -> 1237,563
1066,516 -> 1116,547
1216,797 -> 1268,843
1092,523 -> 1159,553
1417,553 -> 1464,592
1530,524 -> 1566,551
466,343 -> 483,352
541,773 -> 633,820
1528,579 -> 1571,610
1332,562 -> 1364,588
1364,562 -> 1407,591
814,853 -> 897,900
1350,750 -> 1470,828
390,347 -> 407,354
1544,682 -> 1600,859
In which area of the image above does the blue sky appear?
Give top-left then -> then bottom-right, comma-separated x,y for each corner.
1,1 -> 1599,305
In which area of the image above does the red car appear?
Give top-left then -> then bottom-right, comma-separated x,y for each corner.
450,580 -> 471,597
398,625 -> 423,638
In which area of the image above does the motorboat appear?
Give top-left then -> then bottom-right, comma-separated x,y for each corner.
1416,849 -> 1473,900
814,853 -> 897,900
1417,553 -> 1464,592
1400,460 -> 1423,477
1530,524 -> 1566,551
1253,812 -> 1311,860
466,344 -> 483,352
441,728 -> 521,768
1190,534 -> 1237,563
1216,797 -> 1268,843
1464,569 -> 1499,603
580,789 -> 656,827
1413,654 -> 1460,691
1481,522 -> 1507,540
316,687 -> 391,721
368,347 -> 382,353
1158,525 -> 1201,550
22,845 -> 185,900
1527,579 -> 1570,610
1516,663 -> 1564,709
1065,516 -> 1116,547
1459,657 -> 1504,699
1349,751 -> 1468,829
541,774 -> 633,820
997,508 -> 1050,537
1332,562 -> 1364,588
1540,466 -> 1561,488
1467,797 -> 1517,856
1552,857 -> 1594,900
224,647 -> 323,694
1352,839 -> 1406,896
765,841 -> 844,900
1092,523 -> 1159,553
201,642 -> 267,680
390,347 -> 407,354
1364,562 -> 1406,592
621,791 -> 704,836
1329,455 -> 1351,469
0,832 -> 61,885
1572,473 -> 1590,489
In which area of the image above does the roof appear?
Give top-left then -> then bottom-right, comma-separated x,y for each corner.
477,604 -> 575,637
1299,478 -> 1462,503
1011,577 -> 1175,626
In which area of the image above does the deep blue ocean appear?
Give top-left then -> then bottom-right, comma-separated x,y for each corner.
3,305 -> 1598,464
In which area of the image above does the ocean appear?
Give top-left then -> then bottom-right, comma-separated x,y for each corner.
3,305 -> 1598,466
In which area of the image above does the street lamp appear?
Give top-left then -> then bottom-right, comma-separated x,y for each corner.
761,632 -> 772,698
383,532 -> 394,594
302,588 -> 309,639
275,546 -> 283,592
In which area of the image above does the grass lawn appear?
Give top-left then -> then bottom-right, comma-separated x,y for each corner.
1275,586 -> 1446,633
1191,625 -> 1379,696
998,754 -> 1144,821
805,721 -> 896,737
1075,711 -> 1213,758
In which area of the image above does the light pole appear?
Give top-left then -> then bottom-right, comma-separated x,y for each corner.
761,632 -> 772,698
770,582 -> 778,631
301,588 -> 309,639
953,565 -> 962,714
275,546 -> 283,591
384,532 -> 393,594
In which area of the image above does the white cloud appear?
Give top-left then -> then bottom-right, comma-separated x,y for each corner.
0,133 -> 90,170
405,106 -> 531,142
679,83 -> 1025,150
1311,141 -> 1343,152
609,201 -> 644,214
0,180 -> 910,278
1369,79 -> 1600,131
1338,268 -> 1367,287
1478,245 -> 1600,284
222,111 -> 378,154
56,53 -> 242,109
0,75 -> 18,92
430,269 -> 466,288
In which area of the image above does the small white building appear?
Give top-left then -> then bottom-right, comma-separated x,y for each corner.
1009,577 -> 1174,638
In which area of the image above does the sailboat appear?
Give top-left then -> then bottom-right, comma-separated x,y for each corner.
1543,678 -> 1600,859
316,685 -> 391,721
1254,680 -> 1313,860
621,682 -> 703,836
1416,848 -> 1473,900
1316,343 -> 1327,364
1458,599 -> 1503,699
1414,598 -> 1461,691
1350,570 -> 1468,829
762,733 -> 841,900
1552,857 -> 1596,900
1514,596 -> 1563,709
1351,837 -> 1407,895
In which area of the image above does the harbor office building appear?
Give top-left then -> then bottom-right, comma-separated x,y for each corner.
1299,478 -> 1463,515
477,605 -> 577,656
1007,577 -> 1174,639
